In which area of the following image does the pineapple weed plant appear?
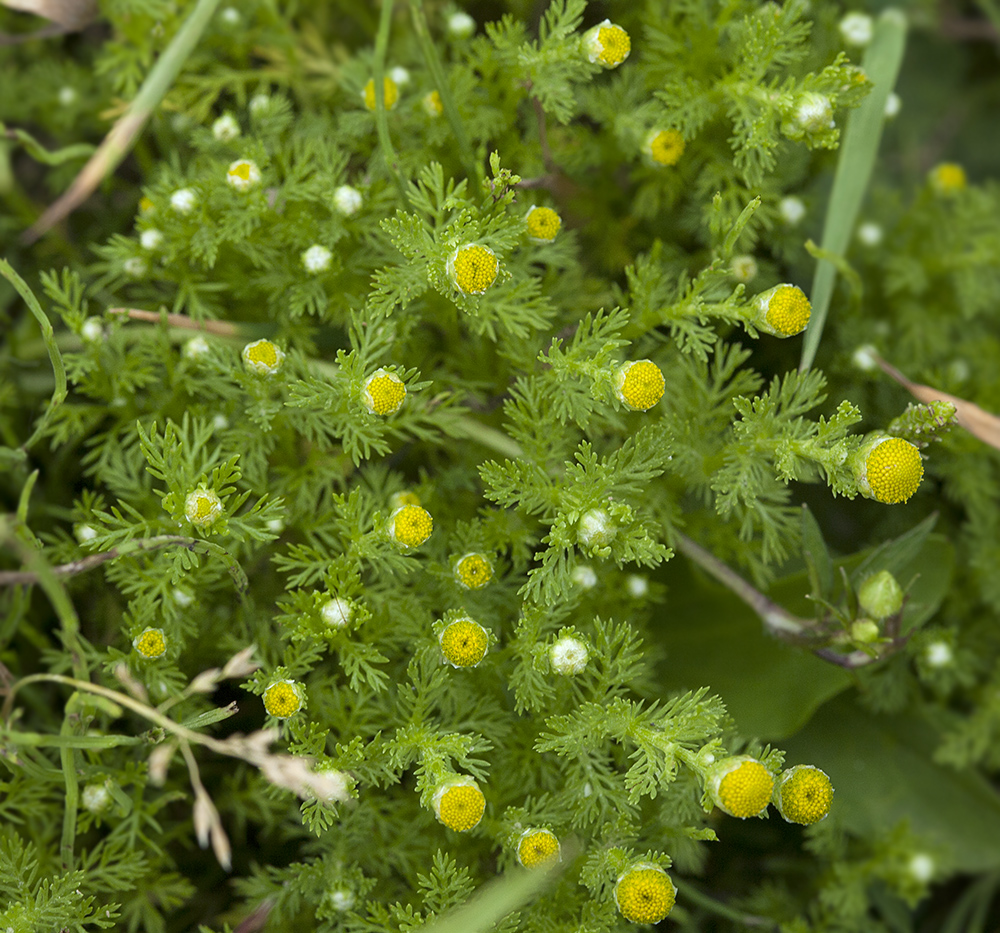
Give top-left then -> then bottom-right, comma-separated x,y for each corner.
3,0 -> 1000,929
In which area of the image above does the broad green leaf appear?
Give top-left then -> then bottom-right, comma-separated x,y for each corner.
783,695 -> 1000,872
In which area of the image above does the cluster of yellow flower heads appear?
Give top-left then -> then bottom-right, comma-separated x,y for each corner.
707,755 -> 834,824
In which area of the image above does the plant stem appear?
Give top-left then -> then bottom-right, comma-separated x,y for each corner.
407,0 -> 483,188
679,880 -> 777,928
374,0 -> 410,205
0,258 -> 67,457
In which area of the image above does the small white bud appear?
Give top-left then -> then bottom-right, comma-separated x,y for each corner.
249,93 -> 271,115
907,853 -> 935,883
183,336 -> 210,360
75,523 -> 98,543
333,185 -> 363,216
321,597 -> 353,629
170,188 -> 198,214
550,636 -> 589,675
389,66 -> 411,86
571,565 -> 598,590
328,888 -> 355,912
301,244 -> 333,274
779,195 -> 806,226
626,574 -> 648,598
925,641 -> 953,668
947,359 -> 970,383
577,508 -> 615,549
82,783 -> 112,813
81,318 -> 104,343
447,11 -> 475,38
266,518 -> 285,534
123,257 -> 147,278
219,6 -> 240,25
226,159 -> 261,192
839,12 -> 874,47
793,93 -> 833,134
212,113 -> 241,141
884,92 -> 901,119
212,414 -> 230,430
140,228 -> 164,251
851,344 -> 879,372
173,587 -> 194,607
58,86 -> 77,106
856,221 -> 883,246
730,254 -> 758,284
185,488 -> 223,527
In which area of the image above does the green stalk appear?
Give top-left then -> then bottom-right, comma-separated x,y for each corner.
374,0 -> 410,204
799,10 -> 907,372
0,259 -> 67,457
408,0 -> 483,188
24,0 -> 223,241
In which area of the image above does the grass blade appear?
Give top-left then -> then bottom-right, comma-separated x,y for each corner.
799,9 -> 907,372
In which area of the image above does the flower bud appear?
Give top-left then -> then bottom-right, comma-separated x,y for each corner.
516,828 -> 561,868
748,284 -> 811,337
707,755 -> 773,818
850,435 -> 923,504
614,862 -> 676,924
772,764 -> 834,824
431,776 -> 485,831
550,636 -> 589,675
263,679 -> 304,719
858,570 -> 904,619
582,19 -> 631,68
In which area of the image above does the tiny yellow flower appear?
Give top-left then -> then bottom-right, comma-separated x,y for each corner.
773,765 -> 834,825
454,552 -> 493,589
439,617 -> 489,668
614,863 -> 676,924
263,679 -> 303,719
226,159 -> 261,192
525,206 -> 562,243
583,19 -> 631,68
928,162 -> 966,195
643,129 -> 685,167
615,360 -> 665,411
363,76 -> 399,112
708,756 -> 774,819
422,90 -> 443,117
853,436 -> 924,504
134,627 -> 167,659
516,828 -> 561,868
432,776 -> 485,831
362,368 -> 406,416
751,284 -> 812,337
242,339 -> 285,376
139,196 -> 155,213
389,504 -> 433,548
185,487 -> 223,527
447,244 -> 499,295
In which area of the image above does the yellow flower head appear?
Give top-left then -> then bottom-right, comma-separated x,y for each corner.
134,627 -> 167,659
439,617 -> 489,668
516,828 -> 561,868
362,368 -> 406,416
709,756 -> 774,819
643,128 -> 686,167
242,339 -> 285,376
583,19 -> 631,68
263,679 -> 303,719
614,863 -> 676,924
752,284 -> 811,337
432,776 -> 485,831
184,487 -> 223,527
447,244 -> 499,295
773,765 -> 834,825
363,76 -> 399,111
854,436 -> 924,504
226,159 -> 261,192
615,360 -> 666,411
525,206 -> 562,243
454,552 -> 494,589
389,504 -> 433,548
422,90 -> 443,117
928,162 -> 966,195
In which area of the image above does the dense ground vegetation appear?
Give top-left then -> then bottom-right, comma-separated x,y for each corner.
2,1 -> 1000,931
